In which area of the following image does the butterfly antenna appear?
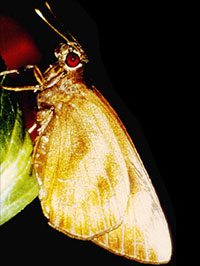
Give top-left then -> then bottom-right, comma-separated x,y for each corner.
35,8 -> 70,43
44,1 -> 79,44
45,1 -> 55,16
45,1 -> 62,25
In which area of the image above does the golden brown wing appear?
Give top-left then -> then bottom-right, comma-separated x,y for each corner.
34,84 -> 171,263
34,90 -> 130,239
88,88 -> 172,264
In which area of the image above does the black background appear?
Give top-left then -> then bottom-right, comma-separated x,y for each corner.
0,1 -> 176,265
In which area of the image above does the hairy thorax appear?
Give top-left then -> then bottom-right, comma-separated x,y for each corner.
35,75 -> 88,132
37,75 -> 86,109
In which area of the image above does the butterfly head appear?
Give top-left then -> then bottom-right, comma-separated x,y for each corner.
54,42 -> 88,71
35,7 -> 88,72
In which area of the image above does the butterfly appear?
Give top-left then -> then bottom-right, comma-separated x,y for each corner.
0,2 -> 172,264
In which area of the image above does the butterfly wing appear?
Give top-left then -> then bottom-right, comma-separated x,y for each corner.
34,85 -> 171,263
90,88 -> 172,264
34,86 -> 130,239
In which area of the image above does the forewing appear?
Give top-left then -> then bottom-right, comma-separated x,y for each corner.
91,89 -> 172,264
34,92 -> 130,239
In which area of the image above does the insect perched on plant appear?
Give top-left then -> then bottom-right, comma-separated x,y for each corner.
0,2 -> 172,264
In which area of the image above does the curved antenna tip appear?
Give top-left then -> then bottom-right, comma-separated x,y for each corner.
34,8 -> 70,43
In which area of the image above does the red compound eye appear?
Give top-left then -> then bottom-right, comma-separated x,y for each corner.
66,52 -> 80,67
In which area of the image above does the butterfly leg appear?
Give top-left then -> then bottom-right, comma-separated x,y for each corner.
0,65 -> 44,92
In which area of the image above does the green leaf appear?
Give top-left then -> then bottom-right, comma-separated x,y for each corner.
0,56 -> 39,225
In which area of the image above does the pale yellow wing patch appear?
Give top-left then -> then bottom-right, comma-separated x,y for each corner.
93,176 -> 172,264
34,95 -> 130,239
89,89 -> 172,264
